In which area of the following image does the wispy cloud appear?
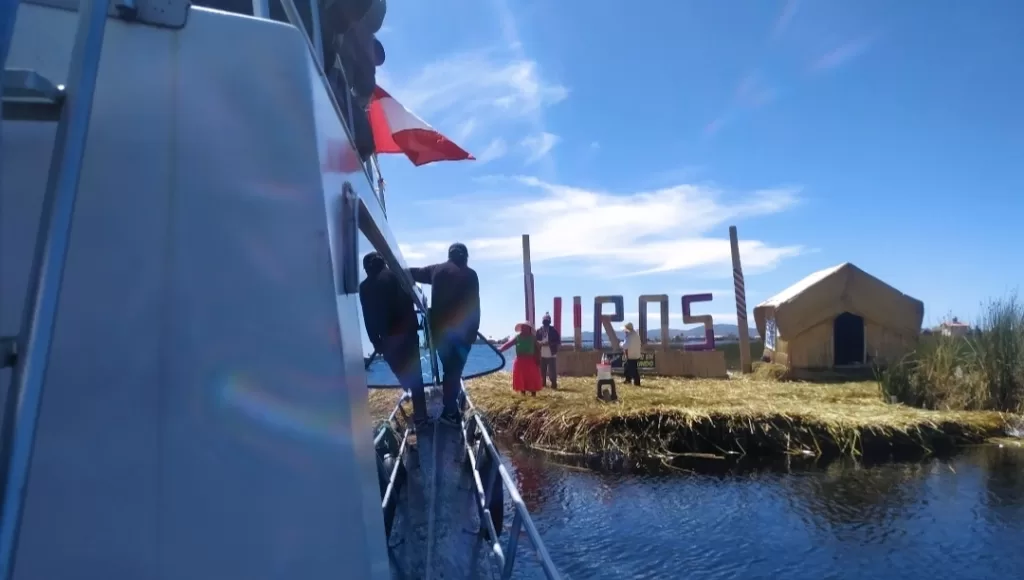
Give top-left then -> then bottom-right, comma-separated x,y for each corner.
475,138 -> 509,164
705,71 -> 779,137
380,0 -> 569,174
734,72 -> 779,108
809,36 -> 875,73
485,0 -> 564,175
771,0 -> 800,40
401,176 -> 804,278
521,132 -> 560,164
453,117 -> 478,142
703,116 -> 729,137
382,52 -> 567,128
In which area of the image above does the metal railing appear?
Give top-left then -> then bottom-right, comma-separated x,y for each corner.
374,392 -> 411,535
462,390 -> 562,580
371,388 -> 561,580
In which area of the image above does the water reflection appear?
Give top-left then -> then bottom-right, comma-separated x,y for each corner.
506,449 -> 555,515
981,445 -> 1024,524
782,461 -> 931,533
503,444 -> 1024,580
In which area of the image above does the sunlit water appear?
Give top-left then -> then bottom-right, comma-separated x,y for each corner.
502,445 -> 1024,580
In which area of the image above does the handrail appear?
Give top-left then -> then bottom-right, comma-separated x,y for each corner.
371,376 -> 561,578
374,392 -> 410,446
374,392 -> 410,535
463,389 -> 562,580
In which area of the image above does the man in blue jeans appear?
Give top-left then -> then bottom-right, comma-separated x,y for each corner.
359,252 -> 428,425
409,243 -> 480,426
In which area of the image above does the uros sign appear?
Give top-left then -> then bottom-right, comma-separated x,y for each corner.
550,294 -> 716,351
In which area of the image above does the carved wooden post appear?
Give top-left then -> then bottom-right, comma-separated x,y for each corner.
522,234 -> 535,327
729,226 -> 752,373
639,295 -> 670,351
553,297 -> 563,336
572,296 -> 583,350
593,296 -> 624,350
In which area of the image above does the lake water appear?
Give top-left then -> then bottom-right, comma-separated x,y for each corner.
365,344 -> 509,387
503,445 -> 1024,580
368,346 -> 1024,579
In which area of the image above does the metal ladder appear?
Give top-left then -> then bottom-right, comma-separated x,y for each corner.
0,0 -> 109,578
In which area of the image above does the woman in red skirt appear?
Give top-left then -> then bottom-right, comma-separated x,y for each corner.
499,321 -> 543,396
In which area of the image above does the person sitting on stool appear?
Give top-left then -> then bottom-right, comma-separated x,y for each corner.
621,322 -> 643,386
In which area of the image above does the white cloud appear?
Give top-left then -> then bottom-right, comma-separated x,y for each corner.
380,52 -> 567,140
400,176 -> 803,278
521,132 -> 560,164
475,138 -> 509,164
454,117 -> 478,142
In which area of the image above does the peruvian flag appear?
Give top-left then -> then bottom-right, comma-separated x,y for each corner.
368,86 -> 475,167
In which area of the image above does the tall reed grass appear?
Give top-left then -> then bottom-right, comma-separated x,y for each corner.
878,295 -> 1024,412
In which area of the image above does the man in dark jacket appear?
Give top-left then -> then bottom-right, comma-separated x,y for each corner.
359,252 -> 427,424
409,243 -> 480,424
536,312 -> 561,389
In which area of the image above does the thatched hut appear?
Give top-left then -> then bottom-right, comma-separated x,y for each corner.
754,263 -> 924,370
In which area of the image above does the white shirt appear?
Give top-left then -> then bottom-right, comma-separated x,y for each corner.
538,327 -> 554,358
623,332 -> 643,359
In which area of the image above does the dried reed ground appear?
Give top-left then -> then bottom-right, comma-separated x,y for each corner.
368,375 -> 1011,461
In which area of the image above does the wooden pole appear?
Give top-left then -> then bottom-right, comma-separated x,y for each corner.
729,226 -> 752,373
522,234 -> 535,327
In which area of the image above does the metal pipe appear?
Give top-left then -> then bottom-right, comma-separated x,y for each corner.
500,512 -> 523,579
307,0 -> 324,68
0,0 -> 109,576
379,429 -> 409,509
465,392 -> 562,580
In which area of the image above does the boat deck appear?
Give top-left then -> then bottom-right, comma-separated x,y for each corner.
386,389 -> 496,580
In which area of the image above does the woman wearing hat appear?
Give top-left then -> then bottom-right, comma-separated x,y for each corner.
498,321 -> 543,396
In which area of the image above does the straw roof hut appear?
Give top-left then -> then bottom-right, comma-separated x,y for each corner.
754,263 -> 924,370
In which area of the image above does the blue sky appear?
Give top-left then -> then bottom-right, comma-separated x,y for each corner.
363,0 -> 1024,339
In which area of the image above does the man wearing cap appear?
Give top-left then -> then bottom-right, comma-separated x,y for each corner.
536,312 -> 561,389
409,243 -> 481,425
621,322 -> 643,386
359,252 -> 428,424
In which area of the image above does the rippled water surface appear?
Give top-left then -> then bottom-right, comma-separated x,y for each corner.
502,445 -> 1024,580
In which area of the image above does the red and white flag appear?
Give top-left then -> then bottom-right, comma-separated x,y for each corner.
368,86 -> 475,167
